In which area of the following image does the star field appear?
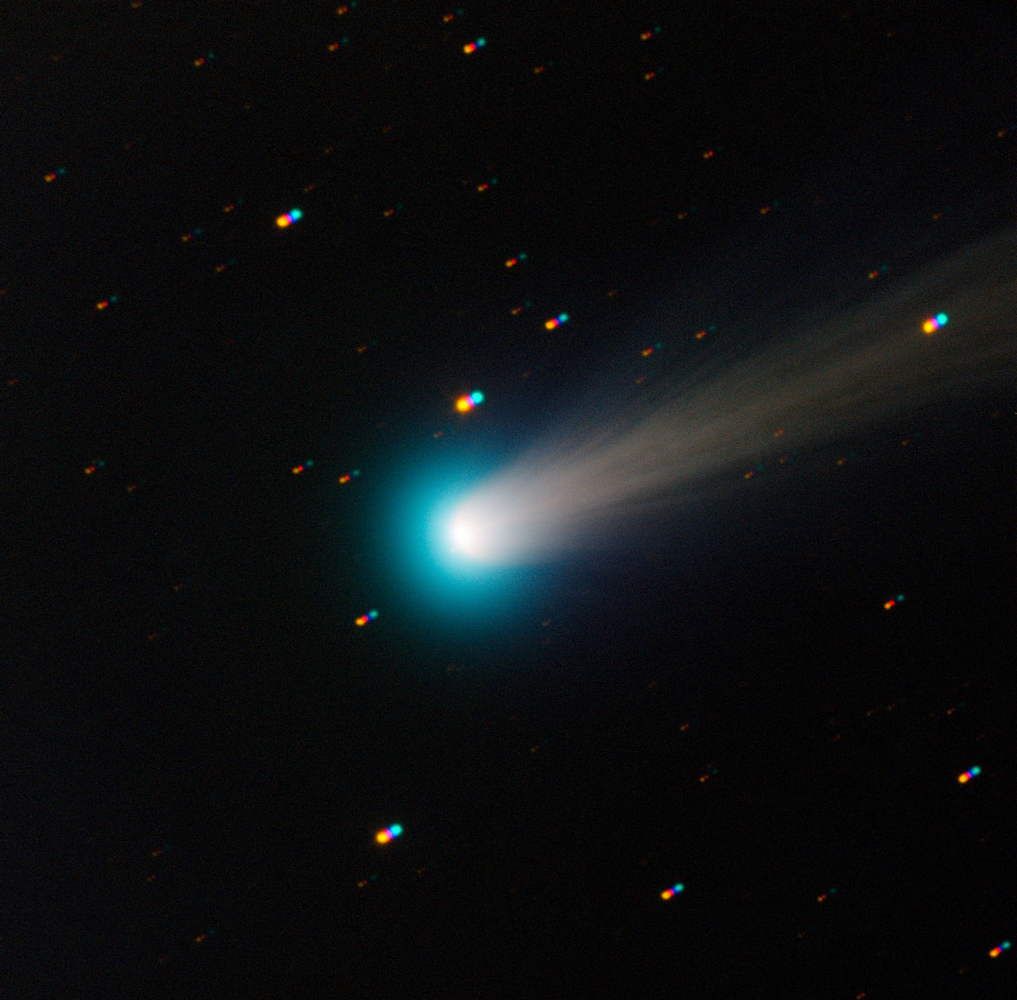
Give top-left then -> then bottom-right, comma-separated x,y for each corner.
5,3 -> 1016,997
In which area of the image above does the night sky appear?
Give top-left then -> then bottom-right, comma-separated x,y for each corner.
6,3 -> 1016,997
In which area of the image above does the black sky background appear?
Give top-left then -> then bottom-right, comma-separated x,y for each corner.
4,2 -> 1016,997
